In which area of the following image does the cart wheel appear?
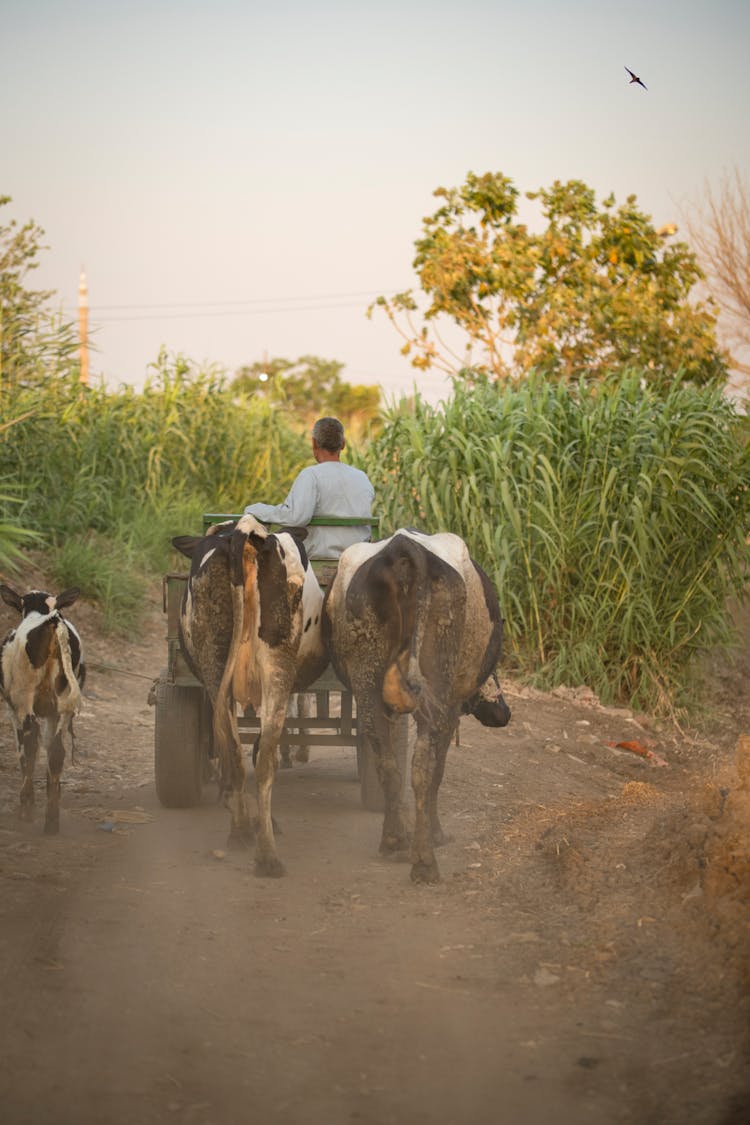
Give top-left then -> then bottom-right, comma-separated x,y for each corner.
357,715 -> 413,812
154,679 -> 205,807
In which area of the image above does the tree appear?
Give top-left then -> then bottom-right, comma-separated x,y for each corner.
0,196 -> 78,387
684,168 -> 750,379
370,172 -> 728,388
230,355 -> 380,433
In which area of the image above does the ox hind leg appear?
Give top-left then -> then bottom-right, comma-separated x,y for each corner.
44,717 -> 66,835
219,704 -> 254,851
17,715 -> 40,823
253,710 -> 286,877
357,697 -> 410,857
410,714 -> 457,885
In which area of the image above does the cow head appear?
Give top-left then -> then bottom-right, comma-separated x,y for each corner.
0,585 -> 81,618
463,672 -> 511,728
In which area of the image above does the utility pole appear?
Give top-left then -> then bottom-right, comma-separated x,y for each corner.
78,269 -> 89,385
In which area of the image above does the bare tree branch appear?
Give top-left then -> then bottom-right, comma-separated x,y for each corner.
684,168 -> 750,362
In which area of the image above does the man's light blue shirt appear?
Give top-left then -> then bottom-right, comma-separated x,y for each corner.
244,461 -> 375,559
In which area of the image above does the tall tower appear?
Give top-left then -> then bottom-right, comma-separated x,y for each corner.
78,269 -> 89,385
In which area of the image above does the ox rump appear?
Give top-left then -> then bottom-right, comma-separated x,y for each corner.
323,528 -> 511,884
171,515 -> 327,876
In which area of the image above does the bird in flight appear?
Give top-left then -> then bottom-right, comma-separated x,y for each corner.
625,66 -> 647,90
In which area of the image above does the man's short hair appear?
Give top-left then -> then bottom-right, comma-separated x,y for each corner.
312,417 -> 345,452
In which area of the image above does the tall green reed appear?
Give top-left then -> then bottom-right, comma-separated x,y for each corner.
0,360 -> 309,629
362,373 -> 750,714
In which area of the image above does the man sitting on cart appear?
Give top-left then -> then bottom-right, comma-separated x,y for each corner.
243,416 -> 375,560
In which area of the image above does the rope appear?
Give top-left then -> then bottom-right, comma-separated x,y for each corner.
87,660 -> 157,682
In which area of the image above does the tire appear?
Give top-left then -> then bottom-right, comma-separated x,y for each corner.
357,715 -> 413,812
154,679 -> 205,808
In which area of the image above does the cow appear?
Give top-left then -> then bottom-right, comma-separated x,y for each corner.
0,585 -> 86,834
323,528 -> 511,884
172,514 -> 328,876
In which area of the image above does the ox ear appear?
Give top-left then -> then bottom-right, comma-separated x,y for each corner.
55,587 -> 81,610
0,584 -> 23,613
172,535 -> 203,558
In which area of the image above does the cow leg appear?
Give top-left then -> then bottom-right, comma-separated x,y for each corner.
222,706 -> 253,850
280,697 -> 295,768
44,719 -> 66,835
359,701 -> 409,856
427,733 -> 452,848
253,712 -> 285,878
17,715 -> 39,822
280,694 -> 313,767
410,718 -> 455,884
294,693 -> 315,764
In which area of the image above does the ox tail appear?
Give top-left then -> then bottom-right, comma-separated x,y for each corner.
213,529 -> 249,765
380,550 -> 442,725
55,620 -> 82,717
214,582 -> 244,760
379,538 -> 470,727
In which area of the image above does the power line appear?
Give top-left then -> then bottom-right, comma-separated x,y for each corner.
86,298 -> 379,325
87,287 -> 400,311
61,286 -> 411,323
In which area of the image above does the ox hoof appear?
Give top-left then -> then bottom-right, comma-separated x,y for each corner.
294,748 -> 309,764
255,856 -> 286,878
432,830 -> 453,848
410,859 -> 441,885
19,804 -> 34,823
280,758 -> 293,770
43,819 -> 60,836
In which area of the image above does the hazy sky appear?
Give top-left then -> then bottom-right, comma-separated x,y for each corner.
3,0 -> 749,406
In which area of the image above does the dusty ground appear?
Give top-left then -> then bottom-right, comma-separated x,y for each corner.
1,564 -> 749,1125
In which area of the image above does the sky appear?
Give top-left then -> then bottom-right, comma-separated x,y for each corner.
2,0 -> 749,407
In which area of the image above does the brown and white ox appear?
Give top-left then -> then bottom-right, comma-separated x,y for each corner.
323,528 -> 511,884
172,515 -> 327,876
0,585 -> 86,834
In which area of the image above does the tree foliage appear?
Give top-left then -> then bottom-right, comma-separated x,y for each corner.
0,196 -> 78,387
371,172 -> 728,388
230,355 -> 380,434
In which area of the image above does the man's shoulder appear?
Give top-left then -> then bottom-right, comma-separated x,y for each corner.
315,460 -> 368,479
294,464 -> 319,483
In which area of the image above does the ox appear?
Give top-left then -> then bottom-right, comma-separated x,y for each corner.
172,514 -> 327,876
323,528 -> 511,884
0,585 -> 86,834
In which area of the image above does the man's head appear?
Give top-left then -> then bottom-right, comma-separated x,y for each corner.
312,417 -> 345,461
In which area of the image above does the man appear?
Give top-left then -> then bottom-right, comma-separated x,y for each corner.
244,417 -> 375,560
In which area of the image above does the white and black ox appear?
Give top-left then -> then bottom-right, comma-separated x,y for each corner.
172,515 -> 327,876
0,585 -> 85,834
323,529 -> 511,884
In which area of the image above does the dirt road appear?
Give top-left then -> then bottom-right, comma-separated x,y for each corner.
1,579 -> 749,1125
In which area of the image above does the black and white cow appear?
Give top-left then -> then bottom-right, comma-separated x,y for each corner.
0,585 -> 86,834
172,514 -> 327,876
323,528 -> 511,884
